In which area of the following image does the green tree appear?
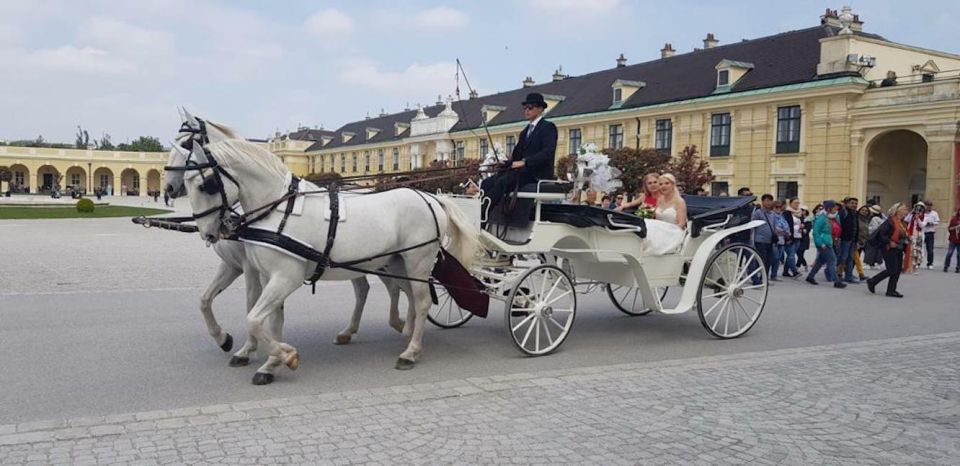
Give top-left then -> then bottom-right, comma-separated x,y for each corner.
99,133 -> 115,151
666,145 -> 714,194
117,136 -> 165,152
605,147 -> 671,195
75,126 -> 90,149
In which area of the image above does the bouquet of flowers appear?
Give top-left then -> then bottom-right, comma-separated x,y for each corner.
635,204 -> 656,219
480,143 -> 507,180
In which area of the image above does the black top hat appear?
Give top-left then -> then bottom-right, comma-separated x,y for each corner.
521,92 -> 548,108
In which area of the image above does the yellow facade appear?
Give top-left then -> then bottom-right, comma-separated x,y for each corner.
0,146 -> 167,196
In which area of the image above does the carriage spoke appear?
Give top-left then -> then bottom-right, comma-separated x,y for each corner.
704,277 -> 725,289
702,295 -> 728,319
541,276 -> 564,306
732,298 -> 741,330
520,315 -> 537,348
711,297 -> 728,331
740,284 -> 766,291
543,318 -> 555,346
702,290 -> 728,299
548,316 -> 567,332
735,299 -> 756,321
543,290 -> 573,307
741,294 -> 764,306
534,318 -> 541,351
550,307 -> 574,313
511,313 -> 536,332
734,255 -> 756,284
630,289 -> 639,311
736,267 -> 762,288
723,299 -> 731,334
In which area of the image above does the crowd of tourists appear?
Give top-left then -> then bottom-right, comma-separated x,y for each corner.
581,176 -> 960,299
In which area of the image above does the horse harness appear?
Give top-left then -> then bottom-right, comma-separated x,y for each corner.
165,118 -> 445,292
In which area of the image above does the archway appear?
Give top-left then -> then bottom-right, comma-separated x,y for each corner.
64,166 -> 87,193
866,130 -> 928,207
146,169 -> 161,195
8,163 -> 29,193
121,168 -> 140,196
93,167 -> 114,194
36,165 -> 60,193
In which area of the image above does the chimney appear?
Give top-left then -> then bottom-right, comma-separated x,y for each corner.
469,89 -> 478,99
522,76 -> 535,88
616,53 -> 627,68
404,102 -> 411,111
660,43 -> 675,59
364,112 -> 370,120
552,66 -> 567,81
435,94 -> 443,106
379,108 -> 387,117
703,33 -> 718,49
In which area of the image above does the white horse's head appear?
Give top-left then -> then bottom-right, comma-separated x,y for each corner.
568,143 -> 621,194
164,108 -> 241,198
183,160 -> 240,244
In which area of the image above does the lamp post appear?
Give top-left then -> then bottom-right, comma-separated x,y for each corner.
87,162 -> 92,195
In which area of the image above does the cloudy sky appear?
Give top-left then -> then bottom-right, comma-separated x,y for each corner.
1,0 -> 956,144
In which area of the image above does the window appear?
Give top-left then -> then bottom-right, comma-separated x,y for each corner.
776,181 -> 798,201
718,69 -> 729,86
377,149 -> 384,172
99,174 -> 109,188
364,151 -> 370,172
132,175 -> 140,191
568,129 -> 581,155
340,154 -> 346,172
608,124 -> 624,149
776,105 -> 801,154
351,153 -> 358,172
392,147 -> 399,171
455,141 -> 465,166
70,173 -> 81,187
14,170 -> 24,186
506,136 -> 516,154
479,138 -> 489,158
710,181 -> 729,197
613,87 -> 623,104
710,113 -> 731,156
654,119 -> 672,153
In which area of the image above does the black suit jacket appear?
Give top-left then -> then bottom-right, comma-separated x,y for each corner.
511,118 -> 558,181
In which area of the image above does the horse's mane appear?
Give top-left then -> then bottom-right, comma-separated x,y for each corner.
204,119 -> 241,139
207,139 -> 289,180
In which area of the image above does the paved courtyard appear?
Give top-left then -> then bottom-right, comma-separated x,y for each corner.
1,215 -> 959,464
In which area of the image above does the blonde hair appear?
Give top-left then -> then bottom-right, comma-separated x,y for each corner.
887,202 -> 904,218
642,172 -> 660,196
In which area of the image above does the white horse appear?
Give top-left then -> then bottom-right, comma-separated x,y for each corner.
166,115 -> 480,385
202,240 -> 408,367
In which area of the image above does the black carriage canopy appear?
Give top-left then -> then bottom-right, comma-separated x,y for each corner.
540,195 -> 756,238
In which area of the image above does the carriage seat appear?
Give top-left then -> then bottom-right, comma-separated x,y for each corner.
684,195 -> 755,238
539,204 -> 648,238
513,180 -> 571,202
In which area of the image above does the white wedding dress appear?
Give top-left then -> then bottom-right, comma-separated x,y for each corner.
641,205 -> 685,255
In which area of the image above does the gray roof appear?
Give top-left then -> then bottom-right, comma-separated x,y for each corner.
311,25 -> 885,152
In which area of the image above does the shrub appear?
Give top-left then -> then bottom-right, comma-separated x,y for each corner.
76,198 -> 95,213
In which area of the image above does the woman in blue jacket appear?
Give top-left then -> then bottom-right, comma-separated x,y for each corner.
805,200 -> 847,288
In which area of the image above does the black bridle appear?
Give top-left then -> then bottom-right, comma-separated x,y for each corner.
163,119 -> 243,233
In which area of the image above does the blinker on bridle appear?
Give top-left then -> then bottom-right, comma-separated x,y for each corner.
164,118 -> 241,227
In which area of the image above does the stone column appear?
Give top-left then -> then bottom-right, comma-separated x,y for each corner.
925,123 -> 957,247
113,175 -> 123,197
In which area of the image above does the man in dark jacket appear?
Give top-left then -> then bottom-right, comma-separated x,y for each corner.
479,92 -> 558,216
838,197 -> 860,283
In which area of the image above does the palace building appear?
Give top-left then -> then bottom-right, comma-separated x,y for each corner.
269,7 -> 959,242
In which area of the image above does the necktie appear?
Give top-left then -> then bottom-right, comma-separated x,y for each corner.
525,124 -> 535,140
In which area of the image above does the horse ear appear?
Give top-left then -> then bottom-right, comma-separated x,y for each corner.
177,107 -> 186,122
183,108 -> 199,128
191,142 -> 205,161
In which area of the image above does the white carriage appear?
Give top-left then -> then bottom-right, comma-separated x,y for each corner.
429,181 -> 769,356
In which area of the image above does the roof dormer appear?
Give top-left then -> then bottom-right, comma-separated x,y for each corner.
320,135 -> 333,147
610,79 -> 645,108
481,104 -> 506,123
543,94 -> 565,113
394,122 -> 410,136
365,127 -> 380,141
714,59 -> 754,93
342,131 -> 355,143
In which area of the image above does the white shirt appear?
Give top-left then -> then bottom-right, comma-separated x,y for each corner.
923,210 -> 940,234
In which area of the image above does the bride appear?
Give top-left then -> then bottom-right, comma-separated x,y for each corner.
641,173 -> 687,255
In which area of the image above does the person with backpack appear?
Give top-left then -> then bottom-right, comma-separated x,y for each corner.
867,203 -> 909,297
943,208 -> 960,273
806,200 -> 847,288
864,205 -> 886,268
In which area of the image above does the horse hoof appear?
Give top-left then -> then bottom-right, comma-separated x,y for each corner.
334,334 -> 352,345
284,352 -> 299,371
252,372 -> 274,385
228,356 -> 249,367
395,358 -> 416,370
219,333 -> 234,352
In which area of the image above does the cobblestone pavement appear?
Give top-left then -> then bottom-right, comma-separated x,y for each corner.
2,332 -> 958,465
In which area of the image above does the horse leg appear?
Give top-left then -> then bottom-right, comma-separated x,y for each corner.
200,261 -> 242,352
380,276 -> 405,334
335,277 -> 370,345
247,272 -> 302,385
395,256 -> 435,370
229,266 -> 262,367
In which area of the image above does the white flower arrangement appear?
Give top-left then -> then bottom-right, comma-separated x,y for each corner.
574,143 -> 622,193
480,143 -> 507,179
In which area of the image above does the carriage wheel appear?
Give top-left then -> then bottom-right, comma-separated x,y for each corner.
606,285 -> 669,316
505,265 -> 576,356
427,285 -> 473,329
697,243 -> 768,339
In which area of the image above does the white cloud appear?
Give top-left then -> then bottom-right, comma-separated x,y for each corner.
522,0 -> 621,14
26,45 -> 134,75
412,7 -> 469,30
337,59 -> 457,100
77,16 -> 175,57
305,9 -> 355,40
0,23 -> 23,45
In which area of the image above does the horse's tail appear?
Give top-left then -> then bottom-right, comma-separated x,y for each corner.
436,196 -> 482,269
